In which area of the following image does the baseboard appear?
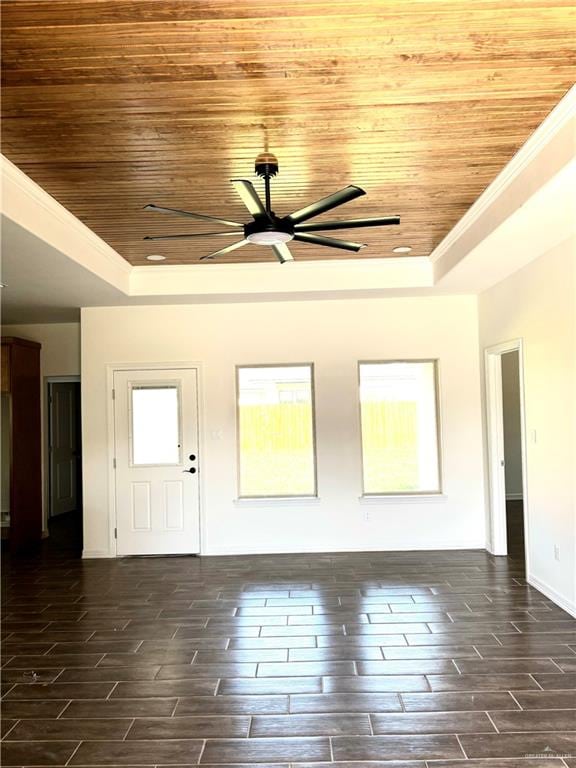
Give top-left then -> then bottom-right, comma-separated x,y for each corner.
528,573 -> 576,618
505,492 -> 523,501
202,541 -> 486,557
82,549 -> 112,559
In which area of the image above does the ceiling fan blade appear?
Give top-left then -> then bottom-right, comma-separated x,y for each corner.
231,179 -> 270,219
271,243 -> 294,264
287,185 -> 366,225
144,203 -> 242,228
295,215 -> 400,232
293,233 -> 365,253
199,239 -> 250,261
144,231 -> 243,241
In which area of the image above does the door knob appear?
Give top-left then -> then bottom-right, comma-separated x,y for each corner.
183,467 -> 197,474
189,454 -> 196,461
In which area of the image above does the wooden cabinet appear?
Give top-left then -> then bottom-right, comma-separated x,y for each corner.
1,337 -> 42,553
1,345 -> 11,392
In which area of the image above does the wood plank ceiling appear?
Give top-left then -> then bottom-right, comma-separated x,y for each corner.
1,1 -> 575,266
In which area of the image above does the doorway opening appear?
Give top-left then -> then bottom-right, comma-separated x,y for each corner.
485,340 -> 528,566
47,378 -> 83,553
501,351 -> 525,559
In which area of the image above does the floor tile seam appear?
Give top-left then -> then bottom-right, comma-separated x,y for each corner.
195,738 -> 206,765
484,709 -> 500,733
105,681 -> 120,701
122,717 -> 136,741
0,718 -> 21,740
63,738 -> 83,766
550,658 -> 567,672
507,690 -> 523,710
1,682 -> 17,698
453,732 -> 468,758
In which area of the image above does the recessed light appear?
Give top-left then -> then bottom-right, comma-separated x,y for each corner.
146,254 -> 166,261
392,245 -> 412,254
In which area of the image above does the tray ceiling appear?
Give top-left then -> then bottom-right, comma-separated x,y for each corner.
1,0 -> 574,265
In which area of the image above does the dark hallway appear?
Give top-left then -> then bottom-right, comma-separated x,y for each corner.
505,499 -> 525,559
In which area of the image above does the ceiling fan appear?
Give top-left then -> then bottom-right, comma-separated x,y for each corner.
144,153 -> 400,264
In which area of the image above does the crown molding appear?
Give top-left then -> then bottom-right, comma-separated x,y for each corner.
430,85 -> 576,266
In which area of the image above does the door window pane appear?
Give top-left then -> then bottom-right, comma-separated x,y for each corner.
131,386 -> 180,465
238,365 -> 316,497
359,361 -> 441,494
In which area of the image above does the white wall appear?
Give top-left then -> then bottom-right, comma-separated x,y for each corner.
1,322 -> 81,529
81,296 -> 486,558
479,237 -> 576,615
501,351 -> 523,498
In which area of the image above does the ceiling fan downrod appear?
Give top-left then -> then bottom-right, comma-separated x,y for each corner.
254,152 -> 279,215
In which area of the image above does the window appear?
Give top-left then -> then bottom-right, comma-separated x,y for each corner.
359,361 -> 441,495
237,365 -> 316,497
131,385 -> 181,465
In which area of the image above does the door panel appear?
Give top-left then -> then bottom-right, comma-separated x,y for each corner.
50,382 -> 80,517
114,368 -> 200,556
164,481 -> 184,530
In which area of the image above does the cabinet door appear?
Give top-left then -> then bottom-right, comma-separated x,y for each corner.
10,343 -> 42,552
1,345 -> 10,393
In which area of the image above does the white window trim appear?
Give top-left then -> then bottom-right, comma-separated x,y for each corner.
234,496 -> 321,507
359,493 -> 447,505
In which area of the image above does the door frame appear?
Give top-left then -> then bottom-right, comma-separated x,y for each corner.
46,375 -> 81,522
484,339 -> 529,565
106,362 -> 206,557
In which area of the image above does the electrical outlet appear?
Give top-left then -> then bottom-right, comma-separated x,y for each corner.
554,545 -> 560,562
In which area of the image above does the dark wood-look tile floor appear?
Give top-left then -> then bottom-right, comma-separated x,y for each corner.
2,518 -> 576,765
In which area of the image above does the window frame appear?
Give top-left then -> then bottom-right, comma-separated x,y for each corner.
357,359 -> 443,497
235,362 -> 318,500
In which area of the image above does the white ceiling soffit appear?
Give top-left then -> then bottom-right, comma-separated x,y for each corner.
435,158 -> 576,293
431,84 -> 576,285
0,217 -> 127,323
1,155 -> 131,293
129,256 -> 433,298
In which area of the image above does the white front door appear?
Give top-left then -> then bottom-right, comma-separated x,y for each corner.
113,368 -> 200,556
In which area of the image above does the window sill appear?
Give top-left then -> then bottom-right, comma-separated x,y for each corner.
235,496 -> 321,507
359,494 -> 447,505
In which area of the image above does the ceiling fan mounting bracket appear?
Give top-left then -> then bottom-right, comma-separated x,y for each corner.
254,152 -> 279,178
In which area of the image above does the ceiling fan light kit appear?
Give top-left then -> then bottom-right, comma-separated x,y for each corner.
144,153 -> 400,264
